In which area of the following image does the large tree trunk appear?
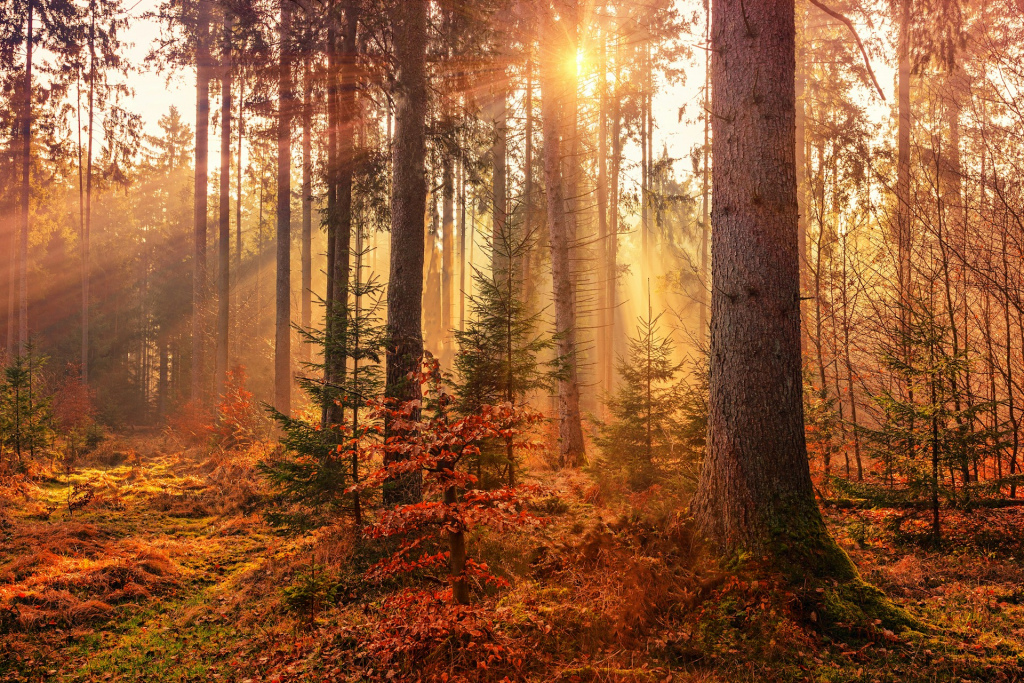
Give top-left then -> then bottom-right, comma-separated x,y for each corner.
217,13 -> 233,395
540,5 -> 585,467
692,0 -> 854,579
384,0 -> 428,505
324,0 -> 358,431
192,0 -> 211,401
18,1 -> 33,354
274,0 -> 293,415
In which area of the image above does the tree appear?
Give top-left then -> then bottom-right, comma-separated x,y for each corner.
538,1 -> 585,467
216,9 -> 233,395
384,0 -> 428,505
192,0 -> 211,403
274,0 -> 294,416
691,0 -> 905,626
597,296 -> 691,490
452,222 -> 552,488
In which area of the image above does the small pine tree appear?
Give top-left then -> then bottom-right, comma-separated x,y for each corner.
260,243 -> 386,530
0,343 -> 53,469
452,220 -> 553,487
857,289 -> 1003,545
597,295 -> 692,489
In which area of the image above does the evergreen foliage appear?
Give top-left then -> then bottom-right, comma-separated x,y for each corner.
596,299 -> 697,489
0,344 -> 53,469
260,245 -> 386,530
452,222 -> 553,487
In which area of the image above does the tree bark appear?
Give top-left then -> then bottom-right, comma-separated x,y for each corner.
693,0 -> 848,575
217,13 -> 233,395
301,55 -> 313,365
18,1 -> 33,354
192,0 -> 211,401
441,154 -> 454,368
539,5 -> 586,467
82,3 -> 95,383
384,0 -> 428,504
275,0 -> 294,415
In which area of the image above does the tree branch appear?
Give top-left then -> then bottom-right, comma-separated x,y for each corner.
808,0 -> 886,102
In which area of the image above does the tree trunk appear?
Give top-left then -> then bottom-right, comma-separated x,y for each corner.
699,5 -> 710,344
384,0 -> 428,505
18,1 -> 33,354
596,32 -> 609,398
217,13 -> 233,395
82,5 -> 95,383
693,0 -> 851,578
441,154 -> 454,368
301,55 -> 312,364
275,0 -> 293,415
607,44 -> 621,395
539,5 -> 585,467
192,0 -> 211,401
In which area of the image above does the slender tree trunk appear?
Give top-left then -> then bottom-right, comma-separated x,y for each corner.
491,83 -> 508,281
301,55 -> 312,364
459,158 -> 466,332
384,0 -> 428,504
441,155 -> 454,367
275,0 -> 294,415
235,75 -> 244,353
82,5 -> 95,383
217,13 -> 233,394
18,1 -> 33,354
693,0 -> 848,574
522,55 -> 535,307
607,46 -> 621,395
596,34 -> 609,398
192,0 -> 211,401
540,5 -> 585,467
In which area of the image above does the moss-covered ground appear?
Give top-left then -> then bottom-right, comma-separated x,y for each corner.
1,434 -> 1022,682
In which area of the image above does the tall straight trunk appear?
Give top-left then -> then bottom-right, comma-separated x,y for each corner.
540,5 -> 585,467
324,0 -> 358,431
323,14 -> 339,429
522,55 -> 534,306
491,86 -> 508,280
275,0 -> 294,415
82,7 -> 95,382
235,76 -> 244,332
6,223 -> 15,356
158,336 -> 168,418
896,0 -> 912,408
596,33 -> 608,396
384,0 -> 428,504
192,0 -> 211,401
18,1 -> 33,354
693,0 -> 848,574
217,14 -> 233,394
795,3 -> 807,295
301,55 -> 312,363
699,6 -> 710,343
458,158 -> 466,332
840,231 -> 863,480
441,155 -> 454,366
607,43 -> 621,396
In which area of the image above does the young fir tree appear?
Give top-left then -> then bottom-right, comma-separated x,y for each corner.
855,289 -> 1002,546
452,221 -> 552,488
597,294 -> 691,489
260,243 -> 385,529
1,343 -> 53,468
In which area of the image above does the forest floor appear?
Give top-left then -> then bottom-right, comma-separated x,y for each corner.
1,432 -> 1023,682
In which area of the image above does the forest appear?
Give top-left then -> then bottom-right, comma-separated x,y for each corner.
1,0 -> 1024,680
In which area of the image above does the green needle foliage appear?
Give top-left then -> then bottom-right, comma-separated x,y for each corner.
1,343 -> 53,470
452,221 -> 554,487
260,244 -> 386,530
597,296 -> 698,490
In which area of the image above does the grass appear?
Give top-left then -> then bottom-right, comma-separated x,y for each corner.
1,437 -> 1022,682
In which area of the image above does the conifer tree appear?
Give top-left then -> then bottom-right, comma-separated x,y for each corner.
453,222 -> 552,487
596,294 -> 690,489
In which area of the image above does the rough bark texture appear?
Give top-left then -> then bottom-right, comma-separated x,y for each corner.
216,14 -> 232,395
693,0 -> 837,569
275,0 -> 293,415
540,7 -> 586,467
192,0 -> 210,401
441,155 -> 454,368
384,0 -> 428,505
